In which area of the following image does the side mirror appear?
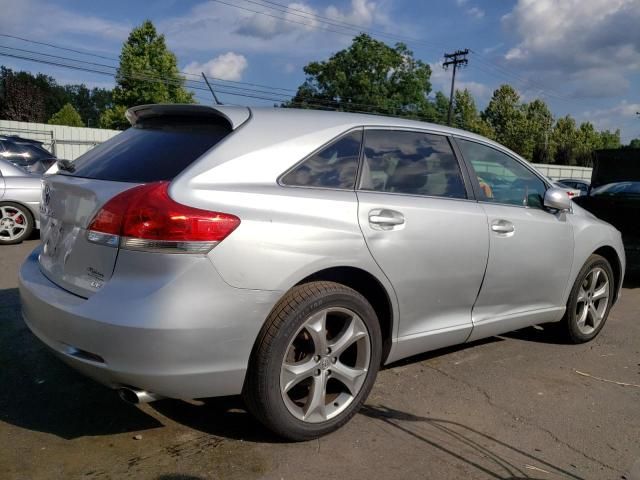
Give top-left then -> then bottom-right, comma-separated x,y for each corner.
544,187 -> 572,211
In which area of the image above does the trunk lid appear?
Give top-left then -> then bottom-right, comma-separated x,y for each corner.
39,175 -> 137,297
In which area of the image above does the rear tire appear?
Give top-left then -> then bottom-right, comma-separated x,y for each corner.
560,254 -> 614,343
0,202 -> 34,245
243,281 -> 382,441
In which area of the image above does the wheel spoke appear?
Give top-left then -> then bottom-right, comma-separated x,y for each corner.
576,304 -> 589,330
328,315 -> 367,357
331,361 -> 366,396
588,270 -> 600,294
305,310 -> 328,355
588,303 -> 600,327
576,287 -> 588,304
281,358 -> 318,393
303,373 -> 327,422
592,282 -> 609,301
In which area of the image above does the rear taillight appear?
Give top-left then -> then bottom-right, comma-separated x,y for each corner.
86,181 -> 240,253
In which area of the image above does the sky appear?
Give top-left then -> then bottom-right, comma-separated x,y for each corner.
0,0 -> 639,142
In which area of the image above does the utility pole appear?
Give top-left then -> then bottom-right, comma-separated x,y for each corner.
201,72 -> 222,105
443,49 -> 469,126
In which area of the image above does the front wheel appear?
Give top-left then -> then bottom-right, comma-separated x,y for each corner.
561,254 -> 615,343
243,281 -> 382,441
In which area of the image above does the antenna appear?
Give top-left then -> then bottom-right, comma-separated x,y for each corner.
201,72 -> 222,105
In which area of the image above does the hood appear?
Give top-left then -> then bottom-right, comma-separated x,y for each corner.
591,149 -> 640,190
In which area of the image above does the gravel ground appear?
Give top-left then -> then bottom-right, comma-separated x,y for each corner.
1,239 -> 638,480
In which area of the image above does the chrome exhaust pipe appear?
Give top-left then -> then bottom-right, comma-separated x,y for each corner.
117,387 -> 163,404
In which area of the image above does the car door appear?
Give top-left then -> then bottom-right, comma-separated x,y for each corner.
454,138 -> 574,341
356,129 -> 489,361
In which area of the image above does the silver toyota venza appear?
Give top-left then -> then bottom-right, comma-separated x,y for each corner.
20,105 -> 625,440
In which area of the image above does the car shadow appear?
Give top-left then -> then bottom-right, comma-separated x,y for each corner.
360,404 -> 586,480
0,287 -> 163,440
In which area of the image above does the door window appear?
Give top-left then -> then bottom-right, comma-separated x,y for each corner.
281,130 -> 362,189
359,130 -> 466,199
457,139 -> 547,208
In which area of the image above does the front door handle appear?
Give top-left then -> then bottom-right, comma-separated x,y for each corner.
491,219 -> 515,234
369,209 -> 405,229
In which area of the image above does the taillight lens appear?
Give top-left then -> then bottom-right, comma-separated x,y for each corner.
86,181 -> 240,253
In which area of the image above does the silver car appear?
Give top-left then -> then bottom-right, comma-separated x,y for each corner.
0,158 -> 41,244
19,105 -> 625,440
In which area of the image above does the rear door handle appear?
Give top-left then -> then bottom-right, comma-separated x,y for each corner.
369,209 -> 405,228
491,219 -> 515,234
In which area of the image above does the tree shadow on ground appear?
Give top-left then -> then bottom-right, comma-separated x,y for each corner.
360,404 -> 586,480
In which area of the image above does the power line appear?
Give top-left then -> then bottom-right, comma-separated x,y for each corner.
0,49 -> 437,118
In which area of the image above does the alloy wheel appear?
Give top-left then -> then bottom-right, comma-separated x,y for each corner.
0,206 -> 29,242
575,267 -> 610,335
280,307 -> 371,423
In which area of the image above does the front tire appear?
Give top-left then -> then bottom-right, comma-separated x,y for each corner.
0,202 -> 34,245
243,281 -> 382,441
561,254 -> 614,343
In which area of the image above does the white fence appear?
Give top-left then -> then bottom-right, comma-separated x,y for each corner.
0,120 -> 120,161
532,163 -> 592,181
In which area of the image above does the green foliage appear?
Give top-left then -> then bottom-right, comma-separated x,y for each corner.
288,34 -> 434,119
599,129 -> 621,149
112,20 -> 193,107
627,138 -> 640,149
452,89 -> 494,137
0,67 -> 112,126
98,105 -> 129,130
48,103 -> 84,127
482,85 -> 526,152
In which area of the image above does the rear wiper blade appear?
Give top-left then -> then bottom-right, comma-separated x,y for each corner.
57,159 -> 75,173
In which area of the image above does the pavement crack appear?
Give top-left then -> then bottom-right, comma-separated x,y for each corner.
424,364 -> 619,473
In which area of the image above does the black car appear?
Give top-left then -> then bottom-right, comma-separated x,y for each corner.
557,178 -> 590,196
0,135 -> 57,173
573,149 -> 640,270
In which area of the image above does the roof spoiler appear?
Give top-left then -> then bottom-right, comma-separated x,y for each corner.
126,104 -> 251,130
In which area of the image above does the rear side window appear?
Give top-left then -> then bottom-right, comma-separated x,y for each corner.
281,130 -> 362,189
63,116 -> 231,183
359,130 -> 466,199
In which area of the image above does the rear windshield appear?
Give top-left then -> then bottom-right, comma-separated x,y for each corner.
61,116 -> 231,182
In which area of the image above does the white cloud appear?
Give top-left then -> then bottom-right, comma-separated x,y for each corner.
0,0 -> 129,42
466,7 -> 485,19
502,0 -> 640,97
184,52 -> 248,81
430,62 -> 492,104
161,0 -> 392,56
579,101 -> 640,141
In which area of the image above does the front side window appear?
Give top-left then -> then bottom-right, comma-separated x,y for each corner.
457,139 -> 547,208
359,130 -> 466,199
281,130 -> 362,189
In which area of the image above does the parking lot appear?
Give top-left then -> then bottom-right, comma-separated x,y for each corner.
0,238 -> 638,480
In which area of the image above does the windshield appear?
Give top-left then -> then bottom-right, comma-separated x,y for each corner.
591,181 -> 640,197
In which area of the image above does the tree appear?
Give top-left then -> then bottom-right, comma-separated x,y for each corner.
523,99 -> 554,163
64,85 -> 113,127
627,138 -> 640,149
0,67 -> 47,122
551,115 -> 579,165
432,91 -> 450,125
575,122 -> 601,167
288,34 -> 434,119
100,20 -> 194,129
452,89 -> 494,138
599,129 -> 621,149
482,85 -> 527,154
48,103 -> 85,127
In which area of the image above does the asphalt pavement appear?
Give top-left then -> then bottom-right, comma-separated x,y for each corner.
1,239 -> 638,479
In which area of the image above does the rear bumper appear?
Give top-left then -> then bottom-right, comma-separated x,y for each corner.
19,246 -> 282,399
